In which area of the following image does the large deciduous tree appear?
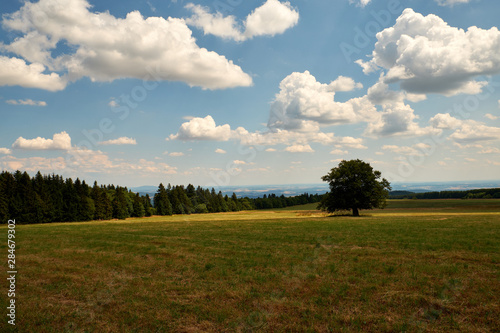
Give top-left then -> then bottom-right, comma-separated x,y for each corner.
319,159 -> 391,216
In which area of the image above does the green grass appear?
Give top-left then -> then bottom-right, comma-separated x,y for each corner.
1,200 -> 499,332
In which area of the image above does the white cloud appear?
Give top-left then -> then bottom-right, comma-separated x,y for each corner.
328,76 -> 363,92
215,148 -> 227,154
435,0 -> 471,6
349,0 -> 372,8
99,137 -> 137,145
365,103 -> 439,137
485,113 -> 498,120
284,144 -> 314,153
0,148 -> 12,155
0,56 -> 66,91
430,114 -> 500,143
429,113 -> 463,129
185,4 -> 244,41
361,9 -> 500,96
186,0 -> 299,42
0,155 -> 66,172
12,131 -> 72,150
169,152 -> 184,157
169,115 -> 232,141
268,71 -> 375,131
108,100 -> 119,108
3,0 -> 252,90
233,160 -> 246,165
382,144 -> 423,156
330,149 -> 348,155
5,98 -> 47,106
449,122 -> 500,143
334,137 -> 367,149
244,0 -> 299,39
265,148 -> 277,152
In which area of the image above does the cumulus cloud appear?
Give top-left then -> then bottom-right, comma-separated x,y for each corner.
185,4 -> 244,41
99,137 -> 137,145
0,56 -> 66,91
284,144 -> 314,153
169,115 -> 232,141
330,149 -> 348,155
186,0 -> 299,41
169,152 -> 184,157
169,114 -> 368,149
430,113 -> 500,143
449,122 -> 500,143
268,71 -> 375,132
485,113 -> 498,120
12,131 -> 72,150
5,98 -> 47,106
2,0 -> 252,90
360,9 -> 500,96
215,148 -> 227,154
0,148 -> 12,155
429,113 -> 463,129
244,0 -> 299,39
364,103 -> 439,137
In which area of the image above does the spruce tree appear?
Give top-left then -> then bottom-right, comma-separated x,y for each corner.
154,183 -> 172,216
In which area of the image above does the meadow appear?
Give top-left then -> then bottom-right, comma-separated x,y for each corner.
1,199 -> 499,332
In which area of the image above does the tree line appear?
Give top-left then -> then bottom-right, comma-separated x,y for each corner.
389,188 -> 500,199
0,171 -> 323,224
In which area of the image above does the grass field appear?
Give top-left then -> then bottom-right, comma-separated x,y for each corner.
1,199 -> 499,332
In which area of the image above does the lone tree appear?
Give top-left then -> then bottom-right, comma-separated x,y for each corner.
318,159 -> 391,216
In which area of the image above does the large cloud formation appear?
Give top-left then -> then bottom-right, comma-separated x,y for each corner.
185,0 -> 299,42
1,0 -> 253,90
267,71 -> 371,132
360,8 -> 500,96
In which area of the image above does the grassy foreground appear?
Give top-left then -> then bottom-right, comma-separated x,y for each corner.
1,200 -> 499,332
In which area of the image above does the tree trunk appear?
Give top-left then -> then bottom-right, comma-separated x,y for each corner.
352,207 -> 359,217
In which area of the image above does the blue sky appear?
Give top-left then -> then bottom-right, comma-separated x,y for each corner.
1,0 -> 500,188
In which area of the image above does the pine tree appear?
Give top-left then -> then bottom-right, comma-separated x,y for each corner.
143,194 -> 154,216
154,183 -> 172,216
0,185 -> 8,223
112,187 -> 129,219
63,178 -> 79,222
132,193 -> 145,217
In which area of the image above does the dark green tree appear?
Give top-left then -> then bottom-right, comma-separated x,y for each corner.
63,178 -> 79,222
319,159 -> 391,216
154,183 -> 172,216
112,187 -> 129,219
0,184 -> 8,223
143,194 -> 154,217
132,193 -> 146,217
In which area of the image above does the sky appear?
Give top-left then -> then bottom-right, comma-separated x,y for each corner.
1,0 -> 500,188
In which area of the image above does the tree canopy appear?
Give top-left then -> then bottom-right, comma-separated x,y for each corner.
318,159 -> 391,216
